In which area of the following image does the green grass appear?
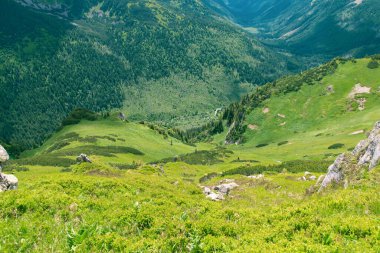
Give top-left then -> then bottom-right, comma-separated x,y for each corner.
226,58 -> 380,163
1,162 -> 379,251
21,117 -> 214,165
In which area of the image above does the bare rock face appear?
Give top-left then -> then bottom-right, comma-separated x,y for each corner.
318,121 -> 380,191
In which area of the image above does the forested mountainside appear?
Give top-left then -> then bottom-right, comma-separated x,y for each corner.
210,0 -> 380,57
0,0 -> 298,153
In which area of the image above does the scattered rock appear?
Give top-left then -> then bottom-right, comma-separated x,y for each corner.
357,98 -> 367,111
298,172 -> 317,181
0,174 -> 18,192
326,85 -> 335,93
349,130 -> 364,135
248,124 -> 259,130
206,192 -> 225,201
220,179 -> 235,184
277,114 -> 286,118
214,182 -> 239,195
69,203 -> 78,212
202,179 -> 239,201
279,122 -> 287,126
348,83 -> 371,98
263,108 -> 270,114
76,154 -> 92,163
248,174 -> 264,179
118,112 -> 126,121
309,175 -> 317,181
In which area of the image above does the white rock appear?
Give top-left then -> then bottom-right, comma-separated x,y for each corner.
206,192 -> 224,201
0,173 -> 18,191
0,145 -> 9,163
309,175 -> 317,181
248,174 -> 264,179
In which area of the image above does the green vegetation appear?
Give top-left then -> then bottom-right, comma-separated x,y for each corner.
0,0 -> 298,153
2,0 -> 380,250
2,56 -> 380,251
367,60 -> 379,69
61,108 -> 99,127
223,160 -> 332,176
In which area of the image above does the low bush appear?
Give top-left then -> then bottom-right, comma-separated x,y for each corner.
223,160 -> 332,176
367,60 -> 379,69
278,141 -> 289,146
328,143 -> 345,149
256,143 -> 269,148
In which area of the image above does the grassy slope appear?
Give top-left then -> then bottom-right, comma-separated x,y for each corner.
22,117 -> 213,164
1,58 -> 380,251
1,162 -> 379,251
227,58 -> 380,163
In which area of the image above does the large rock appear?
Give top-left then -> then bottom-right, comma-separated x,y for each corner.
214,182 -> 239,195
76,154 -> 92,163
0,145 -> 9,163
0,174 -> 18,192
318,121 -> 380,191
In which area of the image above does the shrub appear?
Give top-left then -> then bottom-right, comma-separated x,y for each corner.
223,160 -> 332,176
367,60 -> 379,69
256,143 -> 269,148
278,141 -> 289,146
328,143 -> 345,149
62,108 -> 98,126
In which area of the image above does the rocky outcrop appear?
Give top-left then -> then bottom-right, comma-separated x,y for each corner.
0,145 -> 18,192
202,179 -> 239,201
318,121 -> 380,191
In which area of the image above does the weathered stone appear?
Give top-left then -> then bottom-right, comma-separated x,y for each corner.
0,173 -> 18,192
248,174 -> 264,179
206,192 -> 224,201
76,154 -> 92,163
318,121 -> 380,192
309,175 -> 317,181
214,182 -> 239,195
0,145 -> 9,163
319,154 -> 347,191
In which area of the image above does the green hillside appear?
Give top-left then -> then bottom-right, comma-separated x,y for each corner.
0,0 -> 297,153
222,57 -> 380,163
1,56 -> 380,251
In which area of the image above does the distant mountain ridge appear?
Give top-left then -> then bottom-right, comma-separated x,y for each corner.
210,0 -> 380,57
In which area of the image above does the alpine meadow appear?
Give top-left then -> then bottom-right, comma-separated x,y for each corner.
1,0 -> 380,252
